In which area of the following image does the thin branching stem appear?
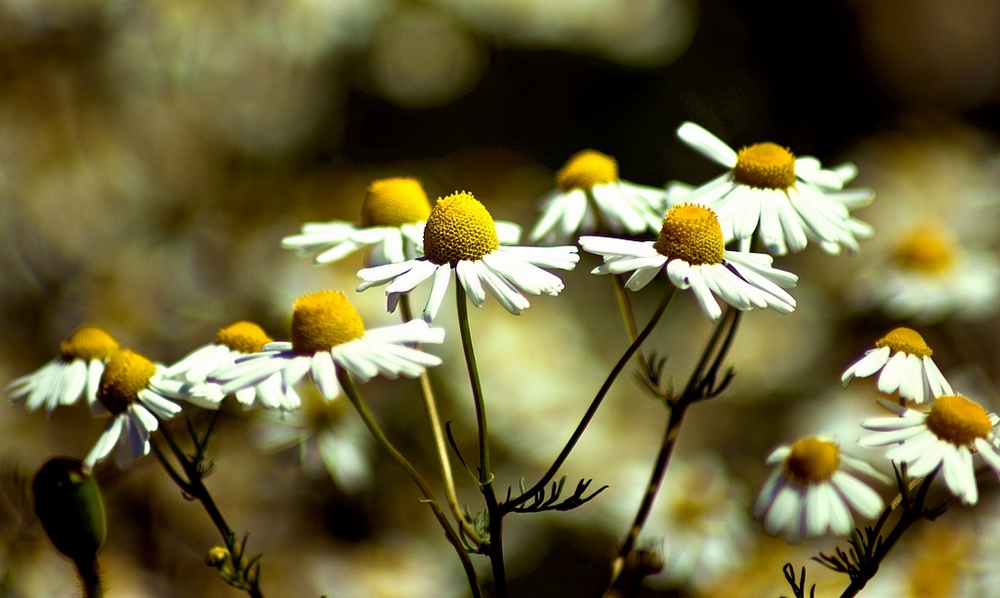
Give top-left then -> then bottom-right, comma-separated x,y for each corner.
505,286 -> 677,511
337,367 -> 483,598
454,282 -> 507,597
399,294 -> 483,547
605,307 -> 742,590
153,425 -> 265,598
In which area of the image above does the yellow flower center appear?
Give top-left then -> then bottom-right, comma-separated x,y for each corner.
215,321 -> 273,354
59,325 -> 120,362
291,291 -> 365,354
925,395 -> 991,447
732,142 -> 797,190
359,177 -> 432,227
875,327 -> 932,358
653,204 -> 725,265
97,349 -> 156,415
892,223 -> 957,275
422,191 -> 499,265
555,149 -> 619,191
784,437 -> 840,485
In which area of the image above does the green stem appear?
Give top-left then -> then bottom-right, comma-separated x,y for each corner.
453,282 -> 507,597
75,557 -> 102,598
505,287 -> 677,511
399,294 -> 483,547
606,307 -> 742,590
152,427 -> 265,598
455,283 -> 491,483
337,367 -> 483,598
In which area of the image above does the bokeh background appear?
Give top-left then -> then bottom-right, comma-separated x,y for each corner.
2,0 -> 1000,596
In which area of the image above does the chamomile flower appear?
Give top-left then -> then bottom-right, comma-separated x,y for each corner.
281,177 -> 432,267
252,389 -> 372,493
211,290 -> 444,403
7,325 -> 121,415
754,437 -> 887,543
674,121 -> 874,255
842,327 -> 952,404
84,349 -> 184,469
164,321 -> 298,410
579,204 -> 797,321
861,395 -> 1000,505
357,191 -> 579,321
529,149 -> 667,242
861,221 -> 1000,323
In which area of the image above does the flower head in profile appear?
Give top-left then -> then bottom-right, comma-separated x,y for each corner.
8,325 -> 121,415
754,436 -> 887,543
672,121 -> 874,255
357,191 -> 579,321
281,177 -> 432,267
861,395 -> 1000,505
84,349 -> 185,469
164,321 -> 298,410
529,149 -> 667,242
860,221 -> 1000,323
580,204 -> 797,321
211,290 -> 444,403
842,327 -> 952,404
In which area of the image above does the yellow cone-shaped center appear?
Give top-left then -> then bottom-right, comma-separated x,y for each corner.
926,395 -> 991,447
784,437 -> 840,485
291,291 -> 365,354
59,325 -> 120,362
97,349 -> 155,415
423,191 -> 499,266
892,223 -> 957,275
216,321 -> 273,354
653,204 -> 725,265
556,149 -> 619,191
732,142 -> 797,190
360,177 -> 432,227
875,327 -> 933,358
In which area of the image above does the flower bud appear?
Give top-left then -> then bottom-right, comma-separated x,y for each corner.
32,457 -> 107,564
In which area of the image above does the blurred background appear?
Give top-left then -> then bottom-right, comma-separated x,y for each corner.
2,0 -> 1000,596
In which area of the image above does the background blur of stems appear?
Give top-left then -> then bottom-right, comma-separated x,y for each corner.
2,0 -> 1000,596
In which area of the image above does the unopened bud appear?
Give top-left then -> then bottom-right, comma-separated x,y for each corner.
32,457 -> 107,564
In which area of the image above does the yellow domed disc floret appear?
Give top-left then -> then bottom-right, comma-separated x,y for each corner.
893,223 -> 957,275
653,204 -> 725,265
216,321 -> 273,354
97,349 -> 156,415
732,142 -> 797,190
360,177 -> 432,228
291,291 -> 365,355
926,395 -> 991,447
423,191 -> 499,266
784,437 -> 840,485
875,327 -> 933,358
59,325 -> 120,362
556,149 -> 619,191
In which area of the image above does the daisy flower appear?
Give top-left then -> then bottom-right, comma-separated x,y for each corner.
860,395 -> 1000,505
8,325 -> 121,415
861,221 -> 1000,323
211,290 -> 444,402
579,204 -> 797,321
674,121 -> 874,255
164,321 -> 298,410
754,436 -> 887,543
281,177 -> 432,267
842,327 -> 952,404
84,349 -> 185,469
357,191 -> 579,321
252,389 -> 372,493
529,149 -> 667,242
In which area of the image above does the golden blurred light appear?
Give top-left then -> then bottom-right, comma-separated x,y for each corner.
367,7 -> 486,108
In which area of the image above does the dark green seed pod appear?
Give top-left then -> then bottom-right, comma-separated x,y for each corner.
32,457 -> 107,563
